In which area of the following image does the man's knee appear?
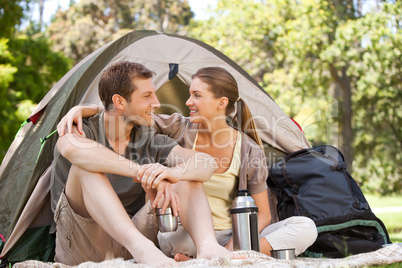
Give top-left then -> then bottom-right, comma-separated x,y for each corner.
304,217 -> 318,243
65,166 -> 107,215
67,165 -> 87,188
68,166 -> 107,189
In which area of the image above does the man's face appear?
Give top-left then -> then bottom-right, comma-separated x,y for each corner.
123,78 -> 160,127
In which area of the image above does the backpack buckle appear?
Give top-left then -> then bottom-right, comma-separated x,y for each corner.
330,163 -> 347,171
353,202 -> 369,210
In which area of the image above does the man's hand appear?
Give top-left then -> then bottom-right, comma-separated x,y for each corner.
137,163 -> 182,189
143,180 -> 180,217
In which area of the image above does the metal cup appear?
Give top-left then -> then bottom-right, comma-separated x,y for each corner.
270,248 -> 296,260
155,207 -> 178,233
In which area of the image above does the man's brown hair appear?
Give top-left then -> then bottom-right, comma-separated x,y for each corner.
99,61 -> 154,110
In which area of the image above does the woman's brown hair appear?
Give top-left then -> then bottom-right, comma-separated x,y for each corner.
192,67 -> 263,147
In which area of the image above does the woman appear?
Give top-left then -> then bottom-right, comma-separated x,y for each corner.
58,67 -> 317,259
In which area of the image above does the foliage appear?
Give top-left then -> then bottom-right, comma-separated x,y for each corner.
188,0 -> 338,134
341,2 -> 401,194
8,33 -> 72,102
0,39 -> 18,158
0,31 -> 72,160
46,0 -> 194,64
188,0 -> 401,194
0,0 -> 71,160
0,0 -> 31,38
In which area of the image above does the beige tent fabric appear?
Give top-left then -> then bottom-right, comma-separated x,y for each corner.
78,34 -> 310,153
13,243 -> 402,268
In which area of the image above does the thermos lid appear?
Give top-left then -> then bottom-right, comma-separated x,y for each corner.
236,189 -> 251,197
231,189 -> 257,209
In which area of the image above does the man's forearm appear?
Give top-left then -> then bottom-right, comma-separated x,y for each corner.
57,133 -> 139,180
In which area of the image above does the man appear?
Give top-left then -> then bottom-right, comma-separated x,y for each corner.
51,61 -> 231,266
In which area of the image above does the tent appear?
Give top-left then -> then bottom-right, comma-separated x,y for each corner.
0,30 -> 310,263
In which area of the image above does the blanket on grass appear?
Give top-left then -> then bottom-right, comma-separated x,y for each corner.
14,243 -> 402,268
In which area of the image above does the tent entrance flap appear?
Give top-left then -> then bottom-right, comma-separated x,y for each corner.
156,75 -> 190,117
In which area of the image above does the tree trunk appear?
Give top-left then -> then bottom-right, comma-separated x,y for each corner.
39,0 -> 45,29
357,0 -> 362,17
340,70 -> 354,171
330,64 -> 354,171
155,0 -> 167,32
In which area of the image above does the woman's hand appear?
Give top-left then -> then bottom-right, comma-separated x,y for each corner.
58,107 -> 83,136
137,163 -> 182,189
57,105 -> 100,136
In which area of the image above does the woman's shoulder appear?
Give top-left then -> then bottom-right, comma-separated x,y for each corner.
155,113 -> 198,130
154,113 -> 198,147
155,113 -> 187,125
239,131 -> 263,153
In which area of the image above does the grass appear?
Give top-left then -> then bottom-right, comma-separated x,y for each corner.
365,194 -> 402,208
375,264 -> 402,268
365,194 -> 402,243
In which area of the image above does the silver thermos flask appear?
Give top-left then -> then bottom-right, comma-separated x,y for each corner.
230,189 -> 260,251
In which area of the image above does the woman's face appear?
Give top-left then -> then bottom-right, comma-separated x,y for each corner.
186,77 -> 222,124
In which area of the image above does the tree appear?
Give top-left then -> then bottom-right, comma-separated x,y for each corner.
46,0 -> 193,64
0,0 -> 31,38
0,26 -> 72,161
326,1 -> 401,194
8,33 -> 72,103
188,0 -> 401,193
0,39 -> 19,158
0,0 -> 30,159
38,0 -> 45,29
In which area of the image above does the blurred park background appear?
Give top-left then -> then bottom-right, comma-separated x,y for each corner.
0,0 -> 400,240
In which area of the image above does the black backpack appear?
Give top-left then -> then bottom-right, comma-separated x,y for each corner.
267,145 -> 391,258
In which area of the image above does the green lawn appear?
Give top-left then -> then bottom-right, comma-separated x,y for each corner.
365,194 -> 402,243
365,194 -> 402,208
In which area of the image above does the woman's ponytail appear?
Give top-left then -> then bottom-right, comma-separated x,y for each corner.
234,98 -> 263,148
